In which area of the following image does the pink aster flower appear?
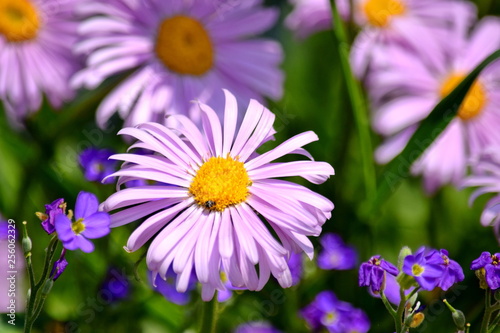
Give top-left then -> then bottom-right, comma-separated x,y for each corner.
349,0 -> 476,78
285,0 -> 350,39
0,0 -> 80,124
370,17 -> 500,193
101,90 -> 334,301
72,0 -> 283,128
462,147 -> 500,238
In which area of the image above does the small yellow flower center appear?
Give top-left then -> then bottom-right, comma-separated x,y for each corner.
0,0 -> 40,42
412,264 -> 424,276
324,311 -> 337,325
155,15 -> 214,76
189,156 -> 251,212
440,73 -> 487,121
220,271 -> 228,283
72,218 -> 86,235
362,0 -> 406,27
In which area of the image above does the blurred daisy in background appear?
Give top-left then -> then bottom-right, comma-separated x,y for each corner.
285,0 -> 475,80
0,0 -> 80,124
101,90 -> 334,300
72,0 -> 283,128
369,17 -> 500,193
463,147 -> 500,239
350,0 -> 476,78
286,0 -> 349,39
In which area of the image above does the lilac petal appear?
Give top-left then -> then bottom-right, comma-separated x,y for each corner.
81,212 -> 111,239
75,191 -> 99,219
221,89 -> 238,156
238,108 -> 275,162
166,114 -> 210,159
198,101 -> 223,157
245,131 -> 319,171
231,99 -> 265,157
118,127 -> 190,169
138,123 -> 202,166
126,199 -> 192,251
249,161 -> 334,184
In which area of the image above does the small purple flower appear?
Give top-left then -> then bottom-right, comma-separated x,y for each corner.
149,268 -> 197,306
79,148 -> 117,184
235,322 -> 282,333
55,191 -> 110,253
471,252 -> 500,290
100,267 -> 130,303
289,252 -> 303,286
403,247 -> 443,291
301,291 -> 370,333
425,249 -> 464,291
318,233 -> 357,270
0,220 -> 9,240
359,255 -> 399,294
40,198 -> 66,234
344,308 -> 370,333
50,252 -> 68,281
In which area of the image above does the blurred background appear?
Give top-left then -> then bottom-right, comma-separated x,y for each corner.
1,0 -> 500,332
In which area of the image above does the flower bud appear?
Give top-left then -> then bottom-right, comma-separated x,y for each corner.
404,309 -> 425,329
22,237 -> 32,254
443,299 -> 466,331
475,268 -> 488,289
398,246 -> 412,270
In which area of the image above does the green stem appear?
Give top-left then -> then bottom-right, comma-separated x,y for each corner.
481,291 -> 493,333
329,0 -> 376,200
24,236 -> 59,333
380,291 -> 397,318
489,311 -> 500,333
200,296 -> 219,333
395,287 -> 406,333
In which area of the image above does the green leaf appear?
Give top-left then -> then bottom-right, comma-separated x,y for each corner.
329,0 -> 377,200
372,49 -> 500,210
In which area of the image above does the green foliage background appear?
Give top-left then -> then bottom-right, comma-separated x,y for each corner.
1,0 -> 500,332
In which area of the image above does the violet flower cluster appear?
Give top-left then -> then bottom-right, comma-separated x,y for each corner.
300,290 -> 370,333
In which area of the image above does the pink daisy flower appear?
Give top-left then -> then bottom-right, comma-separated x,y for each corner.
0,0 -> 80,124
101,90 -> 334,300
462,147 -> 500,239
71,0 -> 283,128
370,17 -> 500,193
349,0 -> 476,78
285,0 -> 350,39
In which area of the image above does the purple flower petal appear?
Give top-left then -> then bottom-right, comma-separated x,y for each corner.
81,212 -> 111,239
75,191 -> 99,220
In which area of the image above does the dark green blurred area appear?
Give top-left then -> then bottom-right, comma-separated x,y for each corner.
1,0 -> 500,332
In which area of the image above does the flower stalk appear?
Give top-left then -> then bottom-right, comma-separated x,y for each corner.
23,230 -> 60,333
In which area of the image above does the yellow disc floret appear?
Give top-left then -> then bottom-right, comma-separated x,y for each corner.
155,15 -> 214,76
72,218 -> 86,235
189,156 -> 251,211
440,73 -> 487,121
362,0 -> 406,27
0,0 -> 40,42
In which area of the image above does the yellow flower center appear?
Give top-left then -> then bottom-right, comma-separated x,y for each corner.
155,15 -> 214,76
324,311 -> 337,325
0,0 -> 40,42
72,218 -> 86,235
439,73 -> 487,121
189,156 -> 251,212
411,264 -> 424,276
362,0 -> 406,27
